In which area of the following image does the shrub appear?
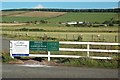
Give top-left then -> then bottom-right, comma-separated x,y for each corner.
2,53 -> 15,62
66,24 -> 71,27
20,28 -> 29,31
109,23 -> 114,26
77,35 -> 82,41
40,20 -> 47,23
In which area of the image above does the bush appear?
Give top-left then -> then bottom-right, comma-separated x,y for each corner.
119,24 -> 120,26
77,35 -> 82,41
66,24 -> 71,27
19,28 -> 45,31
2,53 -> 15,62
20,28 -> 29,31
40,20 -> 47,23
109,23 -> 114,26
30,28 -> 45,31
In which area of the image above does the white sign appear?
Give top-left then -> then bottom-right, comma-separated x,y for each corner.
10,41 -> 29,57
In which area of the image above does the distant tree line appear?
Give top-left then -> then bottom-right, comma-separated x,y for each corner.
2,8 -> 120,12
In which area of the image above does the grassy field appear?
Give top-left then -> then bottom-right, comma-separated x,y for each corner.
1,23 -> 118,42
1,11 -> 119,68
1,16 -> 46,23
2,31 -> 118,42
1,11 -> 27,16
2,24 -> 118,32
1,11 -> 66,23
1,12 -> 118,23
47,12 -> 118,23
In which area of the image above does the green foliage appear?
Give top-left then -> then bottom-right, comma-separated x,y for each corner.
77,35 -> 82,41
19,28 -> 29,31
64,58 -> 118,68
2,12 -> 117,24
19,28 -> 45,31
1,16 -> 46,23
66,24 -> 71,27
40,20 -> 48,23
2,53 -> 15,62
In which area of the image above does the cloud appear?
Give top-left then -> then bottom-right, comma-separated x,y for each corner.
33,4 -> 45,9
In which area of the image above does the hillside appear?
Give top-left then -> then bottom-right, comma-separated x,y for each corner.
2,11 -> 66,17
1,11 -> 118,23
47,12 -> 118,23
1,11 -> 67,23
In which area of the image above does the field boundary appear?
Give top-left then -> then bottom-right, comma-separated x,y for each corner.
11,41 -> 120,61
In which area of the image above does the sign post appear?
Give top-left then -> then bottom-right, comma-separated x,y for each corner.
48,51 -> 51,61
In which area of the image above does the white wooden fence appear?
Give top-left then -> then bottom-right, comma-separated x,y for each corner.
28,41 -> 120,61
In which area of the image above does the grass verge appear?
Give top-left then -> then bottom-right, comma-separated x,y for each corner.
2,53 -> 16,63
59,58 -> 118,68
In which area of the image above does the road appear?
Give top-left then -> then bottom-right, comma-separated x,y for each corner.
2,64 -> 118,78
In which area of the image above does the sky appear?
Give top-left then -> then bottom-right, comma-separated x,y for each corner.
1,2 -> 119,10
1,0 -> 120,2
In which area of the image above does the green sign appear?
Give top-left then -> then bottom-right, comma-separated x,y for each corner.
47,42 -> 59,51
29,41 -> 59,51
29,41 -> 47,51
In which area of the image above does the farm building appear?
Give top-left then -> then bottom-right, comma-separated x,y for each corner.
92,24 -> 108,27
61,21 -> 84,25
61,21 -> 107,27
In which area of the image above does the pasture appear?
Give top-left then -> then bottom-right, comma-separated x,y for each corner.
1,11 -> 119,68
47,12 -> 118,23
2,31 -> 118,42
1,12 -> 118,23
1,11 -> 66,23
1,11 -> 119,43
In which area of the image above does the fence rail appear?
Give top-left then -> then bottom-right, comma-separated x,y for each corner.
28,41 -> 120,61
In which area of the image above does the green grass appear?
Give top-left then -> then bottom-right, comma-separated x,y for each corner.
1,16 -> 46,23
2,24 -> 118,32
2,52 -> 118,68
2,53 -> 16,63
47,12 -> 118,23
62,58 -> 118,68
1,11 -> 119,68
1,12 -> 118,23
2,31 -> 118,42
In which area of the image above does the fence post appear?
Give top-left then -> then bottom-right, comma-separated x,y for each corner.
66,34 -> 68,40
115,36 -> 117,42
10,50 -> 14,59
87,43 -> 90,57
73,34 -> 75,40
48,51 -> 51,61
92,35 -> 94,41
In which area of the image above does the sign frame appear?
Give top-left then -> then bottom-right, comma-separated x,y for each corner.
10,40 -> 29,57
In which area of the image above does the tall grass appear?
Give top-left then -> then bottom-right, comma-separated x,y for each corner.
62,58 -> 118,68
